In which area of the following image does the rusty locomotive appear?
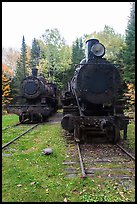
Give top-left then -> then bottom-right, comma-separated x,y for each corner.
61,38 -> 129,143
7,68 -> 60,123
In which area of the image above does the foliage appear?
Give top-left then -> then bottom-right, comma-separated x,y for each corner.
71,37 -> 85,65
2,63 -> 13,77
30,38 -> 41,69
2,64 -> 13,114
84,25 -> 125,63
41,28 -> 66,47
124,83 -> 135,111
20,35 -> 29,76
122,2 -> 135,85
40,28 -> 72,89
118,3 -> 135,112
58,37 -> 85,90
2,47 -> 20,73
11,36 -> 30,99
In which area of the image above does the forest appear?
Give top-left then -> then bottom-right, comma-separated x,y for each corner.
2,2 -> 135,113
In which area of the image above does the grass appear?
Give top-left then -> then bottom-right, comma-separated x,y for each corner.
2,114 -> 19,127
2,114 -> 135,202
120,122 -> 135,154
126,123 -> 135,151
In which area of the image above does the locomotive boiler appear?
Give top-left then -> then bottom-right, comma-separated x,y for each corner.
61,39 -> 129,143
7,68 -> 60,123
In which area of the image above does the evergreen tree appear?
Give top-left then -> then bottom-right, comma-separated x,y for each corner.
30,38 -> 41,69
20,35 -> 28,76
123,2 -> 135,85
71,37 -> 85,66
11,36 -> 28,98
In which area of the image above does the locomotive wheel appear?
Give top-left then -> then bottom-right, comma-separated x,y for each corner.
74,124 -> 85,143
61,114 -> 74,132
30,113 -> 43,123
106,125 -> 120,144
19,115 -> 22,122
19,114 -> 28,123
74,124 -> 80,143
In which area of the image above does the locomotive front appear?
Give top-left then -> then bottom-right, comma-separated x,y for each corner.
21,68 -> 54,100
71,39 -> 121,105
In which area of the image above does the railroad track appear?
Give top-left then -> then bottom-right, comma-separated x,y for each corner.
77,143 -> 135,178
2,119 -> 31,131
63,132 -> 135,184
2,123 -> 40,150
2,112 -> 62,151
2,122 -> 23,131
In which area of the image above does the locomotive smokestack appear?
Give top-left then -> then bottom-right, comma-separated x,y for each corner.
86,39 -> 99,61
32,68 -> 38,77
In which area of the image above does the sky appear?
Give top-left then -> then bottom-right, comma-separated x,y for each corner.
2,2 -> 131,50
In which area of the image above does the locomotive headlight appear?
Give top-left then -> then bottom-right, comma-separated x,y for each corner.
91,43 -> 105,57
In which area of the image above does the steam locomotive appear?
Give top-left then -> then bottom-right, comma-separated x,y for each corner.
61,39 -> 129,143
7,68 -> 60,123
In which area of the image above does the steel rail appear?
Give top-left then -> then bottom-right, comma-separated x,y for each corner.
2,123 -> 39,149
2,122 -> 22,131
76,143 -> 86,178
116,144 -> 135,161
2,119 -> 29,131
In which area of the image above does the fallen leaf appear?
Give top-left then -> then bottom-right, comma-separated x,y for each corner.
115,182 -> 118,186
119,192 -> 125,198
30,182 -> 36,185
17,184 -> 22,187
64,197 -> 67,202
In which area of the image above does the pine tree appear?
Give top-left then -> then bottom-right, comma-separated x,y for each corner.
11,36 -> 28,98
123,2 -> 135,85
71,37 -> 85,66
15,35 -> 28,80
20,35 -> 28,76
30,38 -> 41,69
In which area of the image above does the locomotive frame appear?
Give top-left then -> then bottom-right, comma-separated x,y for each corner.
62,107 -> 129,143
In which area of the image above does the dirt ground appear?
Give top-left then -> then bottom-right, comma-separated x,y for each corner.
47,112 -> 63,124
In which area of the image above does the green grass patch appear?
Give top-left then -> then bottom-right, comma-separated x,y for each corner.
2,115 -> 135,202
127,123 -> 135,151
2,114 -> 19,128
120,122 -> 135,153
